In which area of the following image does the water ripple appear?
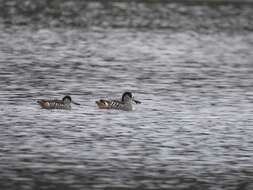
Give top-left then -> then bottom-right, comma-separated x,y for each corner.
1,23 -> 253,189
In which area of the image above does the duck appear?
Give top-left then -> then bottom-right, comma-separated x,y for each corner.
96,92 -> 141,111
37,95 -> 80,110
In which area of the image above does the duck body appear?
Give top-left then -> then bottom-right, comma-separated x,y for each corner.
37,99 -> 71,110
37,96 -> 80,110
96,99 -> 133,111
96,92 -> 141,111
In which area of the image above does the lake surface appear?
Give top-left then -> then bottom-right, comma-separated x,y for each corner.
0,1 -> 253,190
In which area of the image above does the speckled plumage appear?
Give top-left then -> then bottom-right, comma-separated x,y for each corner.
96,92 -> 141,111
37,96 -> 80,110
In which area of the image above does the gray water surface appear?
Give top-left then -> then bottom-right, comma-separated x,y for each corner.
1,1 -> 253,190
1,26 -> 253,190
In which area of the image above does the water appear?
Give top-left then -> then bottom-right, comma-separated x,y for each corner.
1,1 -> 253,190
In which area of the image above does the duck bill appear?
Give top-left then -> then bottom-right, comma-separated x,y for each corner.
133,99 -> 141,104
72,101 -> 80,105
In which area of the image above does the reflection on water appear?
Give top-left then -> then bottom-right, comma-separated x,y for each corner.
1,1 -> 253,190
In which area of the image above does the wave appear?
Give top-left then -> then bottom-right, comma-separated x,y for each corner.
0,0 -> 253,31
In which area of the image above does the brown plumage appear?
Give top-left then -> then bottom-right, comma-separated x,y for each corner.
37,96 -> 80,110
96,92 -> 141,111
96,99 -> 111,109
96,99 -> 124,109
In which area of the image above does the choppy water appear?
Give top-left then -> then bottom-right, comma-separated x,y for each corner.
1,1 -> 253,190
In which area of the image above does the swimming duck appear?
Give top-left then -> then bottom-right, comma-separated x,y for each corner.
96,92 -> 141,111
37,95 -> 80,110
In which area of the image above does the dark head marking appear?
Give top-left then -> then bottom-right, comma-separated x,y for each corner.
122,92 -> 133,101
63,95 -> 72,102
